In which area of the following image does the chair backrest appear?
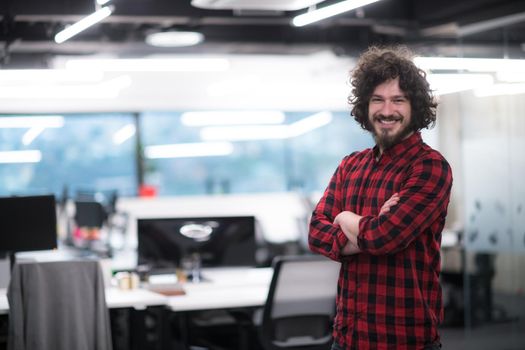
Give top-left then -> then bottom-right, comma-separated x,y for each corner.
74,200 -> 108,229
260,254 -> 340,350
7,259 -> 113,350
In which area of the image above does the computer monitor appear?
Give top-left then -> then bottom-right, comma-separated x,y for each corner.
0,194 -> 58,254
137,216 -> 261,272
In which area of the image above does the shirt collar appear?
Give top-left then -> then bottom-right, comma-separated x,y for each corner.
373,132 -> 423,161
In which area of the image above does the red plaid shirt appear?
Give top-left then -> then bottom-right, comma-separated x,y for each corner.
309,132 -> 452,349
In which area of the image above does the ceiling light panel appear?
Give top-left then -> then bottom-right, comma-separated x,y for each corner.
145,142 -> 234,159
292,0 -> 382,27
146,31 -> 204,47
191,0 -> 325,11
54,6 -> 113,44
181,111 -> 285,126
0,150 -> 42,164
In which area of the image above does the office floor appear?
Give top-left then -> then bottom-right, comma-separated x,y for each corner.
441,292 -> 525,350
441,320 -> 525,350
189,292 -> 525,350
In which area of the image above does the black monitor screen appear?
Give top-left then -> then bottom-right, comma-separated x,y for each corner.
0,195 -> 58,253
137,216 -> 260,271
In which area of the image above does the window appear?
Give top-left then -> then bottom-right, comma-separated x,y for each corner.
0,113 -> 137,197
140,111 -> 372,196
0,111 -> 373,198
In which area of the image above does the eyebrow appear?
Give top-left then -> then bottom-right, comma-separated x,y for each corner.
370,94 -> 408,99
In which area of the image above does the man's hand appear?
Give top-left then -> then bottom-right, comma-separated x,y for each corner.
341,241 -> 361,255
379,193 -> 399,215
334,193 -> 400,256
334,211 -> 362,255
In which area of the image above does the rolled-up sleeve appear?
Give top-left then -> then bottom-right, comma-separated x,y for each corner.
309,156 -> 352,261
357,156 -> 452,255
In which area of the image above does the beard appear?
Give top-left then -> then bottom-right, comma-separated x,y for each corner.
369,114 -> 413,150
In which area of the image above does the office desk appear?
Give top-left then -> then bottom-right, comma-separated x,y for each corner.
0,267 -> 272,314
166,267 -> 272,312
106,287 -> 169,309
0,289 -> 7,314
1,266 -> 272,350
160,267 -> 271,350
0,287 -> 168,315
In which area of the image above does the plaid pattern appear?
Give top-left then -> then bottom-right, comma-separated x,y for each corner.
309,132 -> 452,349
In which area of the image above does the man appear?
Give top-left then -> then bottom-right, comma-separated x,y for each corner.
309,45 -> 453,350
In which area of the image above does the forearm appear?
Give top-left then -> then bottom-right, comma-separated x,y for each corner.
334,211 -> 362,254
309,212 -> 349,261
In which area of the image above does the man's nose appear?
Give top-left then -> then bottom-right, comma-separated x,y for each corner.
379,101 -> 394,115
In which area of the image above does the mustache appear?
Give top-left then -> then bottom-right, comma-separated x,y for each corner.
374,114 -> 402,121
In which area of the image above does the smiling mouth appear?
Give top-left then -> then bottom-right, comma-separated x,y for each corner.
375,116 -> 402,125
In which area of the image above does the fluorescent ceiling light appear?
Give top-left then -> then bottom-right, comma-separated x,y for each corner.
64,57 -> 230,72
112,123 -> 136,145
292,0 -> 382,27
146,31 -> 204,47
191,0 -> 325,11
427,74 -> 494,95
97,0 -> 111,5
201,125 -> 289,141
145,142 -> 234,159
474,83 -> 525,97
0,150 -> 42,164
181,111 -> 285,126
22,127 -> 46,146
0,116 -> 64,128
0,69 -> 104,83
414,57 -> 525,73
54,6 -> 113,44
287,111 -> 332,137
0,116 -> 65,145
457,12 -> 525,37
200,112 -> 332,141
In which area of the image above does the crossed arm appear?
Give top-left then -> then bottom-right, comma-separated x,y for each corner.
334,193 -> 400,255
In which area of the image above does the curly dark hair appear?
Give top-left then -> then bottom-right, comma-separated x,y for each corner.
348,45 -> 437,132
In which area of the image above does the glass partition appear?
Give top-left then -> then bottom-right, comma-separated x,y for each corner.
438,91 -> 525,348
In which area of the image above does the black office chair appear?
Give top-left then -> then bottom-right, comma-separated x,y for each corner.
257,254 -> 340,350
74,200 -> 108,229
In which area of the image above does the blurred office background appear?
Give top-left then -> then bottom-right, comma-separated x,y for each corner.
1,0 -> 525,349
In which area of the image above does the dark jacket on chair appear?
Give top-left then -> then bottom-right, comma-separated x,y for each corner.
7,260 -> 113,350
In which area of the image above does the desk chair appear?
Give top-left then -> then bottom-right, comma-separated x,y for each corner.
74,200 -> 116,256
257,255 -> 340,350
7,260 -> 112,350
74,200 -> 108,229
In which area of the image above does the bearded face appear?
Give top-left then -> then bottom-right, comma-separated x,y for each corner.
367,77 -> 413,152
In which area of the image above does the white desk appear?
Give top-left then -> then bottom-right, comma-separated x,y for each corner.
105,287 -> 169,310
0,289 -> 7,314
0,267 -> 273,314
166,267 -> 272,312
0,287 -> 168,315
